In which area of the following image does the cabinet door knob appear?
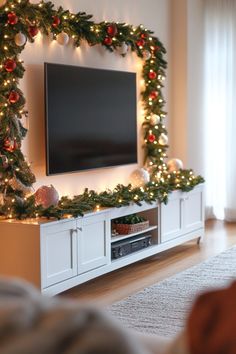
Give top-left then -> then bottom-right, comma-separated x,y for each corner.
77,227 -> 82,232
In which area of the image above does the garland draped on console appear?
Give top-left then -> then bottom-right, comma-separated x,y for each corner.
0,0 -> 204,219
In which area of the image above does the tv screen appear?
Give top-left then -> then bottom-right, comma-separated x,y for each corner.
44,63 -> 137,175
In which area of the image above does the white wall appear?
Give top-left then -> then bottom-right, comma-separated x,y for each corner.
170,0 -> 205,175
12,0 -> 171,197
187,0 -> 204,175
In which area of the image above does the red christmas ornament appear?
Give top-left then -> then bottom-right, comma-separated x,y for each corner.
136,38 -> 145,47
148,71 -> 157,80
152,45 -> 161,52
148,134 -> 156,143
3,139 -> 15,152
52,15 -> 60,27
141,33 -> 147,39
103,36 -> 113,45
7,12 -> 18,25
9,90 -> 20,104
4,59 -> 16,73
106,24 -> 118,37
149,91 -> 158,100
28,25 -> 39,37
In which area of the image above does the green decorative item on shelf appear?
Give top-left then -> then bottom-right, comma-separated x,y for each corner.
113,213 -> 147,225
0,0 -> 204,220
113,213 -> 149,235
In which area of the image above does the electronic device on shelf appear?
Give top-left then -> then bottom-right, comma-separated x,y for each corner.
44,62 -> 137,175
111,234 -> 152,260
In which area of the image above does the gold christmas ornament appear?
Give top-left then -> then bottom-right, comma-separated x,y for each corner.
15,32 -> 27,46
130,168 -> 150,187
159,133 -> 168,145
167,158 -> 183,172
57,32 -> 69,45
150,114 -> 160,126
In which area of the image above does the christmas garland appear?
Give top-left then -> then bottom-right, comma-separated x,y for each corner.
0,0 -> 204,219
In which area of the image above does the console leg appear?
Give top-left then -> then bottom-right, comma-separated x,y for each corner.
197,236 -> 202,245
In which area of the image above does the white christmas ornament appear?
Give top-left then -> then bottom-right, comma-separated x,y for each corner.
167,158 -> 183,172
15,32 -> 27,46
118,41 -> 128,55
130,168 -> 150,187
57,32 -> 69,45
150,114 -> 160,126
143,50 -> 151,60
159,133 -> 168,145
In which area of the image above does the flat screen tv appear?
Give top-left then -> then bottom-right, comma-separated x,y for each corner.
44,62 -> 137,175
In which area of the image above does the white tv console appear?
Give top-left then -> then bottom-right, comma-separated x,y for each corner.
0,184 -> 204,295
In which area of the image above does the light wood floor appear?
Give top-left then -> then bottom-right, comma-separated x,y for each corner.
61,220 -> 236,306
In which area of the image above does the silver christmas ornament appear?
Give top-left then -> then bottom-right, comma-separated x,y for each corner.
57,32 -> 69,45
130,168 -> 150,187
167,158 -> 183,172
159,133 -> 168,145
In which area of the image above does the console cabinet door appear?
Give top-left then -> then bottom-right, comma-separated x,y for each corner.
183,185 -> 204,233
77,213 -> 109,275
41,220 -> 77,288
160,191 -> 184,243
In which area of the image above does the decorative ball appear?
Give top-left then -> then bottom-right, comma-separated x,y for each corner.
28,25 -> 39,37
4,59 -> 16,72
15,32 -> 27,46
143,50 -> 151,60
148,134 -> 156,143
7,12 -> 18,25
130,168 -> 150,188
153,45 -> 161,53
57,31 -> 69,45
141,33 -> 147,39
9,90 -> 20,104
106,24 -> 117,37
148,71 -> 157,80
150,114 -> 160,126
52,15 -> 60,27
118,41 -> 128,55
167,158 -> 183,172
149,91 -> 158,100
159,133 -> 168,145
34,185 -> 59,208
3,138 -> 14,152
103,36 -> 113,45
136,38 -> 145,47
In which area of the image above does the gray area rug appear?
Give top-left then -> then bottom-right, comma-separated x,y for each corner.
108,246 -> 236,338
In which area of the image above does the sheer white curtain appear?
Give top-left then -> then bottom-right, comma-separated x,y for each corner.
203,0 -> 236,220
